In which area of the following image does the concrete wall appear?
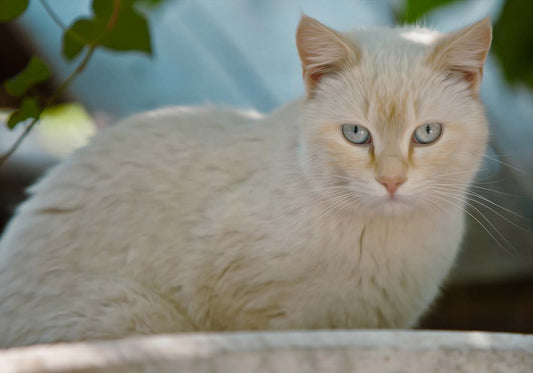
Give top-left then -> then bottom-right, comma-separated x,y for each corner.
1,330 -> 532,372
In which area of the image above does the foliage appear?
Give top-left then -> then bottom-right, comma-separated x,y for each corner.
491,0 -> 533,91
7,97 -> 41,129
63,0 -> 152,60
4,57 -> 50,97
399,0 -> 533,91
0,0 -> 157,167
0,0 -> 28,22
399,0 -> 459,24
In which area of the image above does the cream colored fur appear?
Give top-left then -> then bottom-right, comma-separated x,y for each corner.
0,16 -> 491,347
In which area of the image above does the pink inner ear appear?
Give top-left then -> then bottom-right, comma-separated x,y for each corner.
448,66 -> 483,85
296,15 -> 359,95
304,63 -> 336,94
430,17 -> 492,93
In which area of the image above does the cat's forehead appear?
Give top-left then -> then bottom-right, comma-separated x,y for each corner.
344,26 -> 441,55
341,28 -> 448,131
345,27 -> 441,75
315,26 -> 466,134
364,71 -> 450,137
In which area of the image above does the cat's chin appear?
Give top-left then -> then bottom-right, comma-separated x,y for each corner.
369,194 -> 423,217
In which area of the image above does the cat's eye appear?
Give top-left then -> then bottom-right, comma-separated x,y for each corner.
413,122 -> 442,144
342,124 -> 371,145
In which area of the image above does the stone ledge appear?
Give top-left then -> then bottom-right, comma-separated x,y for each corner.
0,330 -> 532,372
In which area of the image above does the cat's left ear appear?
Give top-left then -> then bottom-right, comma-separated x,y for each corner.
429,17 -> 492,93
296,15 -> 359,96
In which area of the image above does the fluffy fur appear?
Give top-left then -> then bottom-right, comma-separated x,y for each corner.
0,16 -> 491,347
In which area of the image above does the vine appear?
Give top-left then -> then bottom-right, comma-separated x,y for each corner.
0,0 -> 158,167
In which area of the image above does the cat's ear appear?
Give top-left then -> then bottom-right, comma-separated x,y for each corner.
296,15 -> 359,95
429,17 -> 492,93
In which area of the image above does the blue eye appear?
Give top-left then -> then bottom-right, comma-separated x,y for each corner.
413,123 -> 442,144
342,124 -> 371,145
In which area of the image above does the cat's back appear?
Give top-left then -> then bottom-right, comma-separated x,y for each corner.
84,105 -> 268,175
0,105 -> 272,272
20,104 -> 269,201
0,105 -> 288,346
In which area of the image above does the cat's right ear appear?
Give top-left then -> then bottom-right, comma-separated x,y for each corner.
428,17 -> 492,94
296,15 -> 359,96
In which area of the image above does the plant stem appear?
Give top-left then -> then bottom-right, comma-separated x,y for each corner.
40,0 -> 87,45
39,0 -> 66,30
0,0 -> 121,168
0,45 -> 96,167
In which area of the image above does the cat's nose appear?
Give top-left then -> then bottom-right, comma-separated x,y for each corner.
376,176 -> 406,197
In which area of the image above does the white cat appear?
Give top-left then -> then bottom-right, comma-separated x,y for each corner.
0,15 -> 491,347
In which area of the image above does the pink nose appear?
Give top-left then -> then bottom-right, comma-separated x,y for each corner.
377,176 -> 406,197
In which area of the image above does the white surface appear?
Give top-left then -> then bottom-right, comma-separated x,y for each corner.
0,330 -> 532,372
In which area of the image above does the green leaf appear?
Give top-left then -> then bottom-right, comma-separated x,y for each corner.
400,0 -> 460,23
92,0 -> 114,18
92,0 -> 130,18
0,0 -> 29,22
92,0 -> 159,16
62,18 -> 105,60
7,97 -> 42,129
100,6 -> 152,55
62,0 -> 152,60
93,0 -> 152,55
137,0 -> 165,8
4,57 -> 50,97
492,0 -> 533,91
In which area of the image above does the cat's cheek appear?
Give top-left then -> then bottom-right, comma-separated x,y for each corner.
311,125 -> 373,175
444,124 -> 486,173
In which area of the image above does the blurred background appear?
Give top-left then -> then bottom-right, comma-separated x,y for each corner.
0,0 -> 532,332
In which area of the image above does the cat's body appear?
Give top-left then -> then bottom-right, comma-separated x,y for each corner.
0,16 -> 491,347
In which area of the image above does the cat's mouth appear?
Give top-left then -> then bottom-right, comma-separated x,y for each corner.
383,194 -> 410,205
370,192 -> 421,215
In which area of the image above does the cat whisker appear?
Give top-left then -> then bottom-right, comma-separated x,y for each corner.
423,197 -> 446,215
311,189 -> 359,202
483,154 -> 528,175
311,185 -> 353,192
312,191 -> 354,206
420,197 -> 439,213
431,193 -> 510,252
465,190 -> 532,221
435,182 -> 524,197
431,169 -> 509,186
464,197 -> 533,234
432,192 -> 518,254
315,193 -> 358,221
434,185 -> 532,221
313,173 -> 355,182
433,187 -> 532,234
471,177 -> 507,185
431,168 -> 488,179
327,196 -> 358,219
468,185 -> 523,197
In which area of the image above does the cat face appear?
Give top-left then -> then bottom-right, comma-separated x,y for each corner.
296,16 -> 491,216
